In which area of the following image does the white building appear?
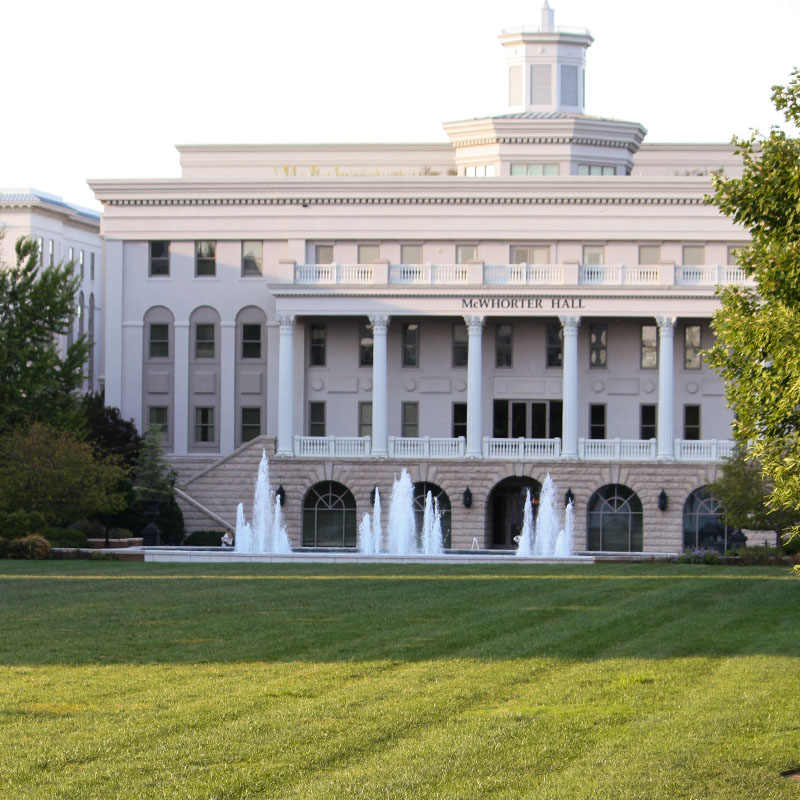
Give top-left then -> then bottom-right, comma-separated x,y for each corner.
0,189 -> 103,394
89,6 -> 749,554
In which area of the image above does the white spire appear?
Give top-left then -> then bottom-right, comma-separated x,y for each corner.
541,1 -> 555,32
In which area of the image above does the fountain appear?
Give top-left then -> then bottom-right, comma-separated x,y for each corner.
516,490 -> 535,557
386,468 -> 417,555
234,450 -> 291,553
516,473 -> 574,558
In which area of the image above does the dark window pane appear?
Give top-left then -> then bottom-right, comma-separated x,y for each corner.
196,241 -> 216,276
242,241 -> 263,275
149,241 -> 170,276
241,407 -> 261,442
359,322 -> 373,367
684,405 -> 701,440
310,324 -> 326,366
149,324 -> 169,358
590,404 -> 606,439
309,402 -> 325,436
195,324 -> 215,358
402,324 -> 419,367
590,324 -> 607,368
493,400 -> 509,438
452,403 -> 467,438
546,325 -> 563,367
531,403 -> 547,438
242,324 -> 261,359
496,324 -> 512,368
549,400 -> 563,439
452,324 -> 467,367
641,405 -> 656,439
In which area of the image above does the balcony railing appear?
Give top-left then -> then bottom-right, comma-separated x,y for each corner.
673,438 -> 735,461
482,437 -> 562,459
388,436 -> 465,458
291,262 -> 754,288
578,438 -> 657,460
294,435 -> 371,457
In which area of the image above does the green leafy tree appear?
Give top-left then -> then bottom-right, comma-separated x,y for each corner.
133,426 -> 177,500
0,236 -> 89,434
81,392 -> 143,468
706,69 -> 800,540
0,423 -> 126,526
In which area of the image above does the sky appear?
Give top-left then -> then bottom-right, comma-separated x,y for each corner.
3,0 -> 798,211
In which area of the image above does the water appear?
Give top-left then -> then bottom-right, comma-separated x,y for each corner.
516,473 -> 574,558
386,469 -> 417,555
234,450 -> 290,554
516,490 -> 534,557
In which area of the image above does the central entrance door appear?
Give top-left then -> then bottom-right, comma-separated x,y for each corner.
487,477 -> 542,549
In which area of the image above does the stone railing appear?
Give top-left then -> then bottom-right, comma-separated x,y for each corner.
673,438 -> 735,461
294,435 -> 371,457
578,438 -> 657,460
388,436 -> 465,458
482,437 -> 562,459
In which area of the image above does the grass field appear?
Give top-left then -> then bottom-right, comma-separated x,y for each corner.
0,561 -> 798,799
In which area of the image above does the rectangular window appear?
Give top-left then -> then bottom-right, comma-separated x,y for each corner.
590,404 -> 606,439
546,324 -> 563,367
36,237 -> 44,266
464,165 -> 495,177
456,244 -> 477,264
315,244 -> 333,264
549,400 -> 563,439
69,247 -> 74,265
79,250 -> 85,278
195,324 -> 215,358
531,402 -> 547,438
495,323 -> 513,368
149,324 -> 169,358
90,252 -> 95,281
309,324 -> 326,366
684,325 -> 702,369
401,402 -> 419,437
242,241 -> 263,275
638,245 -> 661,265
727,245 -> 742,266
309,402 -> 325,436
359,322 -> 373,367
452,323 -> 468,367
641,404 -> 656,440
511,245 -> 550,264
590,324 -> 607,368
401,244 -> 422,264
511,401 -> 527,438
402,323 -> 419,367
357,244 -> 379,264
48,239 -> 54,267
358,402 -> 372,438
195,407 -> 215,443
684,405 -> 701,440
148,406 -> 168,441
510,163 -> 559,177
582,245 -> 604,265
195,241 -> 216,276
452,402 -> 467,439
493,399 -> 509,438
641,325 -> 658,369
682,245 -> 705,265
241,407 -> 261,442
149,241 -> 170,276
578,165 -> 615,176
241,324 -> 261,359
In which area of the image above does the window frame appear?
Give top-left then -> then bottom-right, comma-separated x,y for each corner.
590,323 -> 607,368
452,323 -> 468,368
194,323 -> 215,359
148,406 -> 169,442
589,404 -> 606,440
641,324 -> 658,369
240,407 -> 261,443
358,401 -> 372,438
640,404 -> 656,440
684,405 -> 701,440
359,322 -> 373,367
452,402 -> 467,439
401,401 -> 419,438
194,406 -> 216,443
241,240 -> 263,276
684,324 -> 702,370
241,323 -> 262,359
148,323 -> 169,359
495,323 -> 513,368
149,241 -> 170,277
455,244 -> 477,264
309,323 -> 326,367
402,323 -> 420,368
309,401 -> 326,437
195,240 -> 216,276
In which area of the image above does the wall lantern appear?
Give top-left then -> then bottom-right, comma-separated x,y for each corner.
564,488 -> 575,506
463,487 -> 473,508
276,485 -> 286,506
658,489 -> 668,511
370,486 -> 378,506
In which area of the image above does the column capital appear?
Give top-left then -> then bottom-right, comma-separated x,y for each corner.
559,315 -> 581,333
464,315 -> 485,332
368,313 -> 390,334
656,315 -> 676,331
276,313 -> 296,331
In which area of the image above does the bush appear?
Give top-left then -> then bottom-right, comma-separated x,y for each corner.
43,527 -> 88,548
108,527 -> 134,540
69,519 -> 106,539
7,534 -> 50,559
677,548 -> 720,564
0,510 -> 47,540
183,530 -> 225,546
727,545 -> 788,565
0,538 -> 9,558
781,532 -> 800,555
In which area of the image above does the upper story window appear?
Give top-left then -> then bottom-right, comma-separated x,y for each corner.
309,401 -> 325,436
495,324 -> 513,368
582,246 -> 604,265
36,237 -> 43,266
402,323 -> 419,367
727,245 -> 743,265
69,247 -> 74,265
90,252 -> 95,281
357,244 -> 379,264
682,245 -> 705,265
456,245 -> 477,264
149,324 -> 169,359
242,241 -> 263,276
48,240 -> 54,267
241,324 -> 261,359
315,244 -> 333,264
149,241 -> 170,276
546,324 -> 562,367
452,323 -> 467,368
195,241 -> 216,276
685,325 -> 702,369
641,325 -> 657,369
464,165 -> 495,177
638,245 -> 661,265
195,324 -> 215,358
79,250 -> 85,278
359,322 -> 373,367
511,245 -> 550,264
401,244 -> 422,264
310,324 -> 326,366
358,402 -> 372,438
510,163 -> 559,177
578,165 -> 616,176
590,324 -> 607,368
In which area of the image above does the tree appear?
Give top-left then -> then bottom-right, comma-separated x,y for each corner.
81,392 -> 143,468
0,424 -> 126,526
0,236 -> 89,434
133,427 -> 177,500
706,69 -> 800,540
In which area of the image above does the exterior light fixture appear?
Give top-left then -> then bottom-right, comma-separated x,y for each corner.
463,487 -> 473,508
276,485 -> 286,506
658,489 -> 668,511
564,488 -> 575,505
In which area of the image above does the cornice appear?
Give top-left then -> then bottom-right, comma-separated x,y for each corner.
0,200 -> 100,231
451,135 -> 634,149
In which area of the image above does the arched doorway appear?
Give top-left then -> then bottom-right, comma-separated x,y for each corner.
683,487 -> 731,553
487,477 -> 541,549
302,481 -> 357,547
587,484 -> 643,552
413,482 -> 452,548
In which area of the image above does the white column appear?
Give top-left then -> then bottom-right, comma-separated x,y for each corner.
103,239 -> 123,410
464,315 -> 485,458
173,321 -> 190,456
559,315 -> 581,459
656,316 -> 676,460
369,314 -> 390,457
220,321 -> 236,454
276,314 -> 296,456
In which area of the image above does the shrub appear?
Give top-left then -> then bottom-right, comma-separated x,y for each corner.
0,538 -> 9,558
0,510 -> 46,539
183,530 -> 225,546
43,528 -> 88,548
108,527 -> 134,540
7,534 -> 50,559
69,519 -> 106,539
677,548 -> 720,564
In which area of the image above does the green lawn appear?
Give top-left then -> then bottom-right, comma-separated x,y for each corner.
0,561 -> 798,799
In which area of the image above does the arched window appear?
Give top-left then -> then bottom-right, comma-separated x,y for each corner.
587,484 -> 643,552
78,292 -> 85,336
302,481 -> 357,547
487,476 -> 541,548
413,482 -> 452,548
683,487 -> 731,553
